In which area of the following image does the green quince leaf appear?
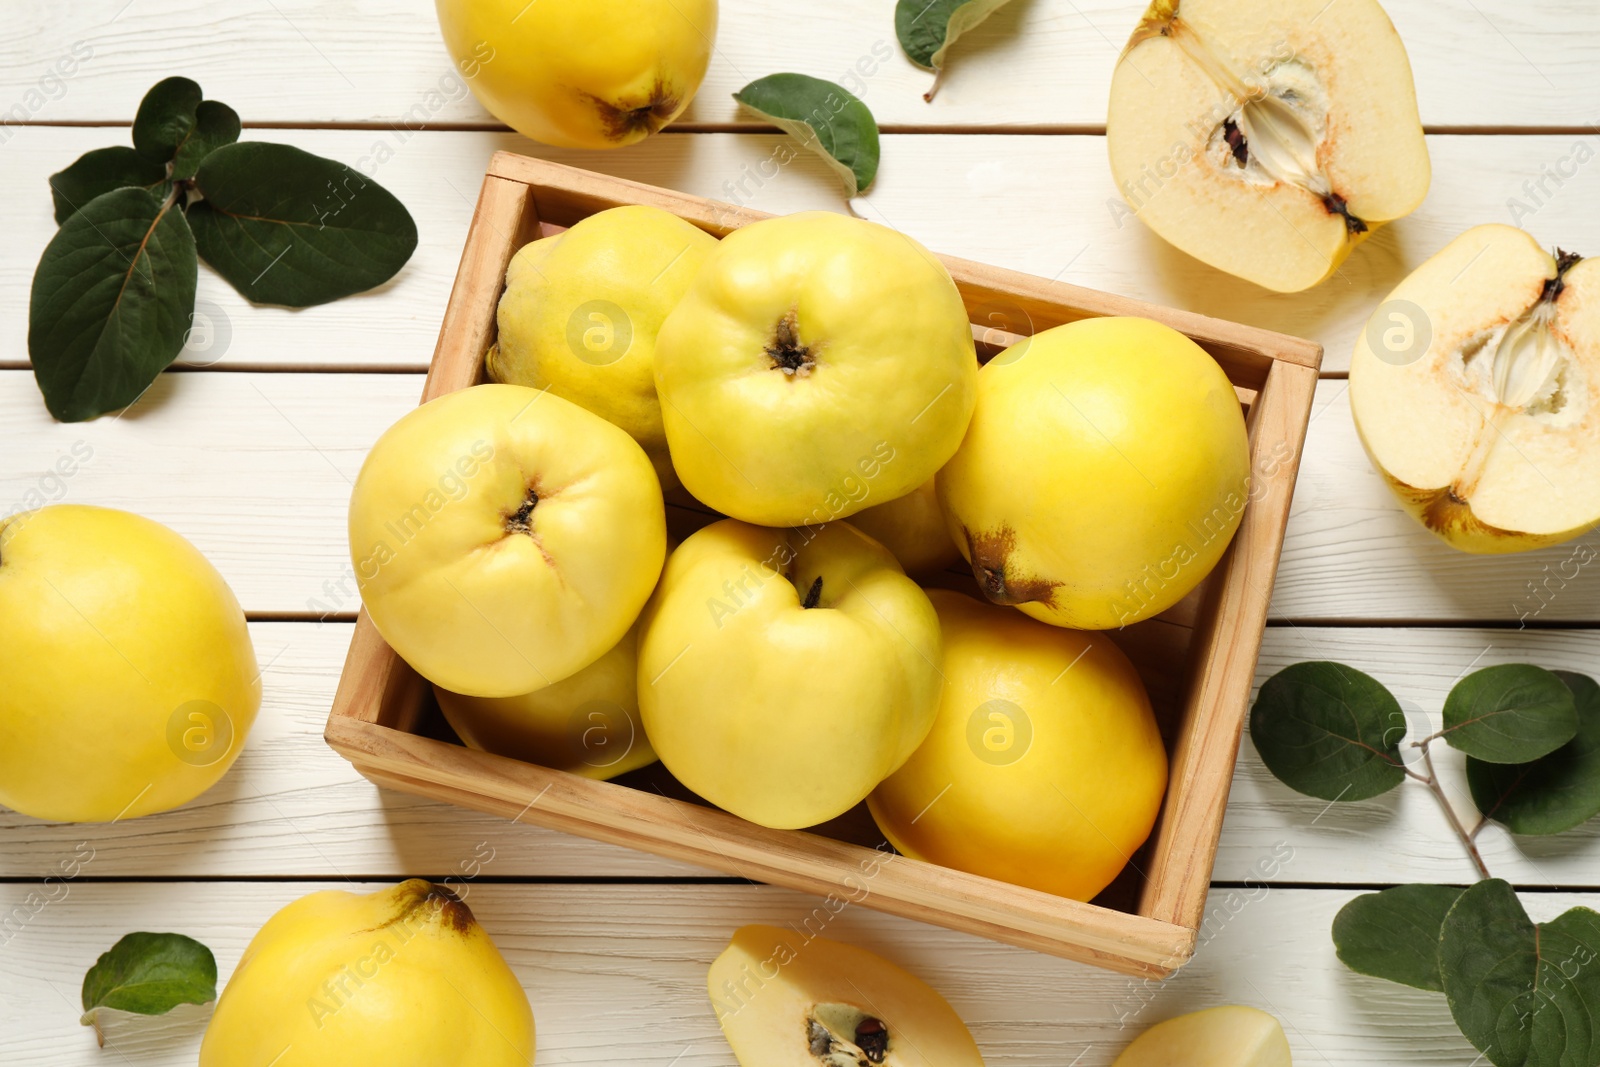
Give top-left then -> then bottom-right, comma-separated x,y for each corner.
80,932 -> 217,1030
171,99 -> 242,180
896,0 -> 1017,98
1442,664 -> 1577,764
1468,672 -> 1600,835
49,146 -> 169,225
733,74 -> 880,197
1439,879 -> 1600,1067
1248,661 -> 1408,801
187,141 -> 418,307
1333,884 -> 1464,991
29,186 -> 198,422
132,76 -> 204,163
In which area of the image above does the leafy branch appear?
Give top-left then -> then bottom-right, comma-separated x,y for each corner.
1251,662 -> 1600,1067
1404,733 -> 1492,880
31,76 -> 417,422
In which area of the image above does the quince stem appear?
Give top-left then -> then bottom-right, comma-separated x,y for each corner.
1405,738 -> 1492,881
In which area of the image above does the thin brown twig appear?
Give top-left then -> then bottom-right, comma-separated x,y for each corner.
1415,740 -> 1492,881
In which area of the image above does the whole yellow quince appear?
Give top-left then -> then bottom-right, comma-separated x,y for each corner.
0,505 -> 259,823
490,206 -> 717,490
348,384 -> 666,698
637,519 -> 942,829
200,880 -> 534,1067
433,623 -> 657,779
939,316 -> 1250,629
869,589 -> 1167,902
435,0 -> 717,149
848,476 -> 962,577
654,211 -> 978,527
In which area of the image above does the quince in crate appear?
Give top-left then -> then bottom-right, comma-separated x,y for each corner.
938,317 -> 1250,630
348,383 -> 666,698
433,623 -> 657,779
869,589 -> 1168,902
849,475 -> 963,578
654,211 -> 977,528
490,204 -> 716,492
638,519 -> 940,829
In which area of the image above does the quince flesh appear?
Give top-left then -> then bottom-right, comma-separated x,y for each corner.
710,924 -> 984,1066
1111,1005 -> 1291,1067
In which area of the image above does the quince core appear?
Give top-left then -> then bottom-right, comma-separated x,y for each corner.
709,925 -> 984,1066
1351,225 -> 1600,552
1108,0 -> 1430,292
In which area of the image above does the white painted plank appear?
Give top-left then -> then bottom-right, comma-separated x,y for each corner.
6,127 -> 1598,375
1227,625 -> 1600,886
0,623 -> 713,880
0,881 -> 1495,1065
1271,384 -> 1600,621
5,617 -> 1600,888
4,372 -> 1596,622
3,1 -> 1595,130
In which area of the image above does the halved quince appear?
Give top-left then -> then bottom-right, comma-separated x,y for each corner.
1351,225 -> 1600,553
709,925 -> 984,1066
1108,0 -> 1430,292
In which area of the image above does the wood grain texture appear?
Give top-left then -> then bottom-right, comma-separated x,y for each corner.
319,155 -> 1322,973
2,0 -> 1594,129
330,718 -> 1193,976
1140,360 -> 1318,930
1234,625 -> 1600,888
3,0 -> 1595,1059
5,373 -> 1594,622
0,622 -> 717,880
0,880 -> 1519,1065
6,128 -> 1599,375
5,624 -> 1598,887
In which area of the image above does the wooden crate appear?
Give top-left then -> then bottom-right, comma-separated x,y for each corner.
325,152 -> 1322,978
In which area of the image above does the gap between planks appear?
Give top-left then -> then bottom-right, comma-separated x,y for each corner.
1,876 -> 1597,893
1,120 -> 1595,136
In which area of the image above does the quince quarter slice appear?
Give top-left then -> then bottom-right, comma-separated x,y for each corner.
1108,0 -> 1430,292
1351,225 -> 1600,553
709,925 -> 985,1066
1111,1006 -> 1292,1067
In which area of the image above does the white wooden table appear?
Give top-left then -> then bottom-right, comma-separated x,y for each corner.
3,2 -> 1598,1062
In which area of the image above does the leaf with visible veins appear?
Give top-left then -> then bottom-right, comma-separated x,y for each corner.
1440,879 -> 1600,1067
1468,672 -> 1600,835
1249,661 -> 1408,801
29,186 -> 197,421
